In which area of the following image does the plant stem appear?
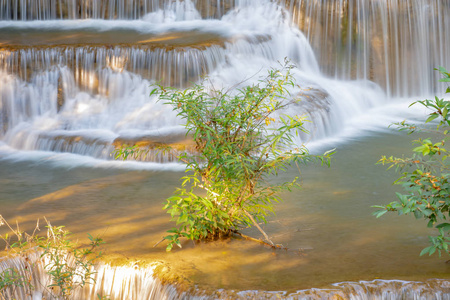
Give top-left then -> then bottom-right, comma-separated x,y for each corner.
243,209 -> 274,246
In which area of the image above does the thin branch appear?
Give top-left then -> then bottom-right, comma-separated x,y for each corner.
222,67 -> 264,96
31,219 -> 40,237
231,230 -> 273,248
243,209 -> 274,246
231,230 -> 304,254
153,238 -> 165,248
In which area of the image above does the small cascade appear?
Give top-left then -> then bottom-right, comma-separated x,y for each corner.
285,0 -> 450,97
0,0 -> 236,20
0,41 -> 226,158
0,45 -> 227,91
236,280 -> 450,299
0,252 -> 191,300
76,264 -> 188,300
1,253 -> 449,299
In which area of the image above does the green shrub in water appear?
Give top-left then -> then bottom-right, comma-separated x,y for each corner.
147,65 -> 333,251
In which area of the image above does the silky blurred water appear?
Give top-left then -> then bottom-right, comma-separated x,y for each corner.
1,0 -> 449,297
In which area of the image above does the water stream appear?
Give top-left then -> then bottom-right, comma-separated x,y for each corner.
1,0 -> 449,299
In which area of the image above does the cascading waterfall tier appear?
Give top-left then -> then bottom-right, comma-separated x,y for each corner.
0,253 -> 188,300
0,25 -> 299,160
1,0 -> 448,97
4,0 -> 377,161
0,45 -> 227,94
0,3 -> 448,158
0,44 -> 225,161
284,0 -> 450,97
1,0 -> 447,163
0,0 -> 236,20
1,253 -> 449,300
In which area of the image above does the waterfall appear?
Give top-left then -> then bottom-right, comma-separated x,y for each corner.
1,1 -> 449,298
0,0 -> 236,20
285,0 -> 450,97
0,0 -> 448,161
1,253 -> 449,300
0,253 -> 190,300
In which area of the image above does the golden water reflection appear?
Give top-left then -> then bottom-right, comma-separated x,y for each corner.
0,29 -> 226,49
1,132 -> 450,293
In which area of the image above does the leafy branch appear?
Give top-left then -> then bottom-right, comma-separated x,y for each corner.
374,67 -> 450,257
0,216 -> 105,299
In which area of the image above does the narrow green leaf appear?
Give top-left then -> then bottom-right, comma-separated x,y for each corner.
420,246 -> 433,256
425,113 -> 439,123
373,210 -> 387,218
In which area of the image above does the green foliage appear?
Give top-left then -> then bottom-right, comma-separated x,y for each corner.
0,216 -> 104,299
113,144 -> 147,160
149,65 -> 333,251
113,143 -> 172,161
36,227 -> 104,298
374,67 -> 450,257
0,268 -> 32,299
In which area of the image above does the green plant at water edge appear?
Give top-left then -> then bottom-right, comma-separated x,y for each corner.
0,216 -> 104,299
147,65 -> 333,251
37,226 -> 104,298
374,67 -> 450,257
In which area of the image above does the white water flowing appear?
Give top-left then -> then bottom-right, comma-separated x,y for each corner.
1,253 -> 449,300
0,0 -> 417,166
1,0 -> 448,97
285,0 -> 450,98
0,0 -> 236,20
0,253 -> 189,300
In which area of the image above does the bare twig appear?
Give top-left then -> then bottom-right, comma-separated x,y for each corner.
153,238 -> 165,248
31,219 -> 40,237
231,230 -> 304,254
231,230 -> 272,247
243,209 -> 274,246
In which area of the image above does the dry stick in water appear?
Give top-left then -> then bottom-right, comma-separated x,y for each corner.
243,209 -> 274,246
153,238 -> 166,248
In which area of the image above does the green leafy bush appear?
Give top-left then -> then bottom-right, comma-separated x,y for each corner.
149,66 -> 333,251
374,67 -> 450,257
